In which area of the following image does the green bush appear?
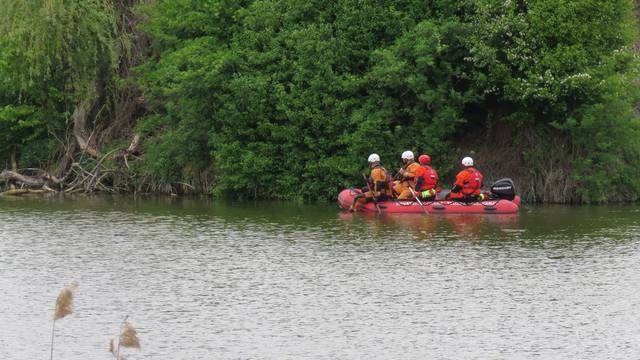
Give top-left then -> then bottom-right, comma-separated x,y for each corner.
137,1 -> 486,200
1,0 -> 638,202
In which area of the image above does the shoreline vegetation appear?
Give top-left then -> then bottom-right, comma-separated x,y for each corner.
1,0 -> 639,204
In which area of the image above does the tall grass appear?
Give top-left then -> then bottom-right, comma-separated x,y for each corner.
48,282 -> 142,359
50,282 -> 77,360
110,316 -> 141,359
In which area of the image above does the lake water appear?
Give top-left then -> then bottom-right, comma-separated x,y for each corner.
0,196 -> 639,359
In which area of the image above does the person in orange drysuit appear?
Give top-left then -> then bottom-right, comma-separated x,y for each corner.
395,150 -> 421,199
449,156 -> 485,202
414,154 -> 439,200
349,153 -> 393,211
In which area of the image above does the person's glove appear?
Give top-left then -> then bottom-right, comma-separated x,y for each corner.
421,189 -> 436,198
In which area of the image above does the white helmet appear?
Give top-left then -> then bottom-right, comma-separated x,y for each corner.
462,156 -> 474,167
401,150 -> 414,161
368,153 -> 380,163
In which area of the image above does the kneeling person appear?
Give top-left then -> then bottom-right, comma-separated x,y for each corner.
414,154 -> 439,200
395,150 -> 421,199
350,154 -> 392,211
450,156 -> 485,202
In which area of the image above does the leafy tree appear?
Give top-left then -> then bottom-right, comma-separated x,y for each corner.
0,0 -> 119,167
1,0 -> 637,202
463,0 -> 639,202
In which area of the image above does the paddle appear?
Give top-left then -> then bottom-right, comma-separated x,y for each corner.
409,187 -> 429,215
393,168 -> 403,180
362,174 -> 382,215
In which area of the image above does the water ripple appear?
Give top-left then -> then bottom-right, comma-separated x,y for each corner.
0,198 -> 638,359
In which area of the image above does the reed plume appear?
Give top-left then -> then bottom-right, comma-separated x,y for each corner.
111,317 -> 141,359
50,282 -> 78,360
53,282 -> 77,320
119,321 -> 141,349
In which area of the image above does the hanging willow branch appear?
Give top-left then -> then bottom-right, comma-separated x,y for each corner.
0,0 -> 156,195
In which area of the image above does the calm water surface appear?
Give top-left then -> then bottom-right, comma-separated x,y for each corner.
0,196 -> 638,359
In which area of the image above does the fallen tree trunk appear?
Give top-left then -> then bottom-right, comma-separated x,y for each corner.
1,188 -> 51,196
1,140 -> 136,195
0,170 -> 53,188
0,170 -> 59,196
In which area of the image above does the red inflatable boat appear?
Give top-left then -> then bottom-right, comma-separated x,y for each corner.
337,188 -> 520,214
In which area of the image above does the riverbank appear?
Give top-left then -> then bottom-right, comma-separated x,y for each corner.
1,1 -> 639,204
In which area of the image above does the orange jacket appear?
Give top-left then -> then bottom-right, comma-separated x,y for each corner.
369,166 -> 392,196
399,161 -> 420,183
414,165 -> 438,191
454,167 -> 483,195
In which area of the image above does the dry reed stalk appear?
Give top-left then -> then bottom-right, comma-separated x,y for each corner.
113,318 -> 141,359
50,282 -> 78,360
53,282 -> 77,320
119,321 -> 140,349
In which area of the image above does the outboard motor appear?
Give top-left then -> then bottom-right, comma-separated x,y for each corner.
490,178 -> 516,200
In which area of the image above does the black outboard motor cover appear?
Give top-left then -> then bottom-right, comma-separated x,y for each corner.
490,178 -> 516,200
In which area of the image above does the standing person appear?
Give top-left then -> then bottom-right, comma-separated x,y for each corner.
449,156 -> 485,202
414,154 -> 439,200
349,154 -> 392,211
394,150 -> 420,199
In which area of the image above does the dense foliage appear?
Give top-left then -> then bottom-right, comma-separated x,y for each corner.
136,0 -> 640,202
0,0 -> 120,168
1,0 -> 638,202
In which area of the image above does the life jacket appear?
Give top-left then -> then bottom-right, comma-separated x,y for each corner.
415,165 -> 438,191
369,165 -> 393,196
461,167 -> 483,195
399,161 -> 420,187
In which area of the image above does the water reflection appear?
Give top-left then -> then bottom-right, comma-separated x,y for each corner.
339,211 -> 520,240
